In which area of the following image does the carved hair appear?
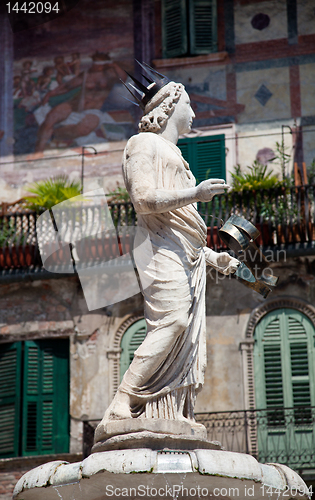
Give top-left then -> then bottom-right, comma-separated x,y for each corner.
138,81 -> 184,133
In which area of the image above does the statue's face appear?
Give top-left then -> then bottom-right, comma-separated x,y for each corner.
171,90 -> 195,135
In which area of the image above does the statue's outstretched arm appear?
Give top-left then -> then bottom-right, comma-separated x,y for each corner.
124,136 -> 229,215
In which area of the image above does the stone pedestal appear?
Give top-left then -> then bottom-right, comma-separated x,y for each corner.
13,444 -> 311,500
92,418 -> 216,452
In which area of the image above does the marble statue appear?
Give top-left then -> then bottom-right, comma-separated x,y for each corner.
95,72 -> 239,442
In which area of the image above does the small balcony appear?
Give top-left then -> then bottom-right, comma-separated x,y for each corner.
1,184 -> 315,280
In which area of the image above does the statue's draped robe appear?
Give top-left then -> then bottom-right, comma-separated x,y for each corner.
121,132 -> 207,419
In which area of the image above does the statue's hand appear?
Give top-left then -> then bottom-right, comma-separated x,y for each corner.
214,252 -> 240,275
196,179 -> 230,202
205,248 -> 240,275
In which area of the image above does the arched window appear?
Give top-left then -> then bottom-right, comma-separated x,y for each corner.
120,319 -> 147,382
253,308 -> 315,466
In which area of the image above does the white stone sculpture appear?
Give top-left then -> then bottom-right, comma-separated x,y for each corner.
95,75 -> 239,446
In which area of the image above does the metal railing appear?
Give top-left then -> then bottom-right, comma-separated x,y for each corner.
204,184 -> 315,249
83,407 -> 315,472
196,407 -> 315,471
0,202 -> 136,276
1,185 -> 315,275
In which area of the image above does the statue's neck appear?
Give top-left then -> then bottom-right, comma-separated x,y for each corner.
156,122 -> 179,145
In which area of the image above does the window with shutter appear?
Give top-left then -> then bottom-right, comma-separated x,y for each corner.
178,134 -> 226,182
162,0 -> 217,58
120,319 -> 147,382
189,0 -> 217,54
254,308 -> 315,466
0,339 -> 69,458
162,0 -> 187,58
254,309 -> 315,414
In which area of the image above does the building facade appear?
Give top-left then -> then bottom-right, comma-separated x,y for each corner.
1,1 -> 315,498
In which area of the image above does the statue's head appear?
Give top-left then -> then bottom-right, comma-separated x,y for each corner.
138,81 -> 184,133
123,62 -> 194,134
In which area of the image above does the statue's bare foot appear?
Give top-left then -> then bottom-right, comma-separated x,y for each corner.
103,390 -> 133,421
177,415 -> 206,431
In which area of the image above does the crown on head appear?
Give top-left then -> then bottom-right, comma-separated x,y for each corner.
121,60 -> 170,110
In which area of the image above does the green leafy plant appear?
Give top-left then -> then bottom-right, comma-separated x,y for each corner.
274,140 -> 291,179
0,218 -> 27,246
0,219 -> 16,246
24,175 -> 81,211
231,162 -> 284,192
227,162 -> 297,225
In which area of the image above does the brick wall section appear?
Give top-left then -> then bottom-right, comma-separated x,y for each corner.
0,454 -> 82,500
0,470 -> 30,500
226,70 -> 238,123
0,278 -> 79,343
290,65 -> 301,118
234,34 -> 315,64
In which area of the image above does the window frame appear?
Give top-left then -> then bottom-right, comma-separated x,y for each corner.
178,133 -> 226,182
161,0 -> 218,59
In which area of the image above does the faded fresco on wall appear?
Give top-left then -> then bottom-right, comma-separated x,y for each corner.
13,0 -> 137,155
14,53 -> 136,154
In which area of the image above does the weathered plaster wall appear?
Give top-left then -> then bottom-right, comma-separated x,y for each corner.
236,66 -> 291,124
0,140 -> 126,203
2,0 -> 315,203
1,254 -> 315,448
236,120 -> 295,178
195,254 -> 315,413
300,63 -> 315,116
0,275 -> 144,452
297,0 -> 315,36
234,0 -> 288,45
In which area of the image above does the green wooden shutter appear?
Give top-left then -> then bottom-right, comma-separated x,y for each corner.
254,308 -> 315,467
120,319 -> 147,382
162,0 -> 187,58
288,315 -> 312,424
264,344 -> 284,408
178,134 -> 226,182
255,315 -> 285,425
22,339 -> 69,456
0,343 -> 22,458
254,308 -> 315,413
189,0 -> 217,54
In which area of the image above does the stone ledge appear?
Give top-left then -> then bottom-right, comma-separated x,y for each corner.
153,52 -> 229,70
13,448 -> 312,500
92,431 -> 221,452
94,417 -> 206,442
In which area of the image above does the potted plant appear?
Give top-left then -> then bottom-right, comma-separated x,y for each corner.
24,175 -> 82,212
229,162 -> 288,246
